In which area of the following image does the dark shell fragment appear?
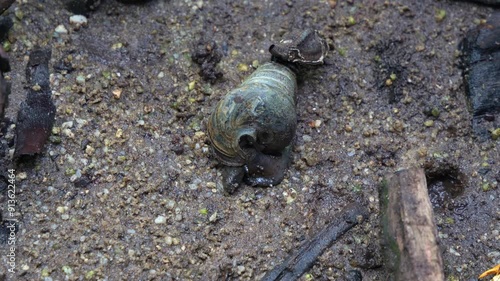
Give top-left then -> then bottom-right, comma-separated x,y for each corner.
269,29 -> 329,65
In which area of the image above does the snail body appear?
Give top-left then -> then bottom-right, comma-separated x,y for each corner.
208,62 -> 297,192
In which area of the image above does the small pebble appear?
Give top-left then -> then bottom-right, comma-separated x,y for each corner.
63,128 -> 74,138
116,128 -> 123,138
112,88 -> 122,99
62,265 -> 73,275
69,15 -> 88,29
236,265 -> 245,275
70,169 -> 82,182
55,25 -> 68,34
237,63 -> 248,72
166,200 -> 175,210
449,247 -> 461,256
154,215 -> 166,224
85,145 -> 95,156
18,172 -> 27,180
62,121 -> 74,129
309,119 -> 322,128
209,211 -> 217,222
76,75 -> 85,85
166,236 -> 173,245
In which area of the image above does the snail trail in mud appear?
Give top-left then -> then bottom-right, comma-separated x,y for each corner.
207,29 -> 329,194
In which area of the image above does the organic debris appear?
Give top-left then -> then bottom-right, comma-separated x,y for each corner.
14,48 -> 56,157
261,202 -> 368,281
459,12 -> 500,138
191,37 -> 223,83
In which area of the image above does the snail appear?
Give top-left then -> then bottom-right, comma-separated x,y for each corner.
208,62 -> 297,193
207,29 -> 328,194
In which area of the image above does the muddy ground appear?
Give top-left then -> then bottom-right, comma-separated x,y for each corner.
0,0 -> 498,280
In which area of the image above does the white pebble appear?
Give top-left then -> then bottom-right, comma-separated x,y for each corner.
69,15 -> 88,28
154,215 -> 166,224
61,121 -> 74,129
55,25 -> 68,34
62,128 -> 74,138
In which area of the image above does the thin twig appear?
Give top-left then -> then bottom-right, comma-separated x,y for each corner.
261,202 -> 369,281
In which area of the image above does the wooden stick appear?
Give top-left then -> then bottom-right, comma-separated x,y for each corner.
380,168 -> 444,281
261,202 -> 369,281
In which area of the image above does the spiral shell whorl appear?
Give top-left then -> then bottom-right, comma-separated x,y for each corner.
208,62 -> 297,166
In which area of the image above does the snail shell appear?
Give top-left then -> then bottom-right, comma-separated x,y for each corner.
207,62 -> 297,168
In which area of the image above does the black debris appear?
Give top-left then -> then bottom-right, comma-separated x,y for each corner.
459,12 -> 500,138
192,38 -> 223,83
14,48 -> 56,157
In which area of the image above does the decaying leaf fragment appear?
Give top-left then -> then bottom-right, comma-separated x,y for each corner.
479,264 -> 500,279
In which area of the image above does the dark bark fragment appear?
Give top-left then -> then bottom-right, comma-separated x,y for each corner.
15,48 -> 55,157
459,12 -> 500,138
